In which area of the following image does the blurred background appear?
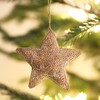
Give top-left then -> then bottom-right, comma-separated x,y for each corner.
0,0 -> 100,100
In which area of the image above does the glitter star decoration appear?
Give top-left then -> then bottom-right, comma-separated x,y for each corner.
16,28 -> 80,89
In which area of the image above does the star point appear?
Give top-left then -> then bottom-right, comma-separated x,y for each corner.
16,28 -> 80,89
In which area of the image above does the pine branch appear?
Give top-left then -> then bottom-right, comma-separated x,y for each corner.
0,26 -> 44,47
63,17 -> 100,45
0,83 -> 39,100
55,0 -> 100,16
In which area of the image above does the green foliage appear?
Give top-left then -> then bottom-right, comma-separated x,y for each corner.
63,17 -> 100,45
68,72 -> 100,100
1,0 -> 48,22
62,17 -> 100,57
0,48 -> 23,60
0,83 -> 39,100
0,0 -> 100,100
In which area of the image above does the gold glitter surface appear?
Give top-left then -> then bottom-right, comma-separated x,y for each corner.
16,28 -> 80,89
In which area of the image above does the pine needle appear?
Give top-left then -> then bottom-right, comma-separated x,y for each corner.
63,17 -> 100,45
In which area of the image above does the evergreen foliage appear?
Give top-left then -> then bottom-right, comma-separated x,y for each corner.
0,0 -> 100,100
0,83 -> 39,100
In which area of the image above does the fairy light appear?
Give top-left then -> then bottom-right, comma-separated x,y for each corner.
44,95 -> 50,100
40,92 -> 87,100
74,92 -> 87,100
89,14 -> 96,19
55,96 -> 59,100
91,25 -> 100,32
44,96 -> 49,100
64,92 -> 87,100
40,95 -> 52,100
68,9 -> 88,22
64,29 -> 70,34
98,96 -> 100,100
85,4 -> 91,10
63,96 -> 72,100
40,95 -> 45,100
58,93 -> 63,100
94,0 -> 100,4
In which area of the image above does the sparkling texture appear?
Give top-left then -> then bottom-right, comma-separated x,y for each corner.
16,28 -> 80,89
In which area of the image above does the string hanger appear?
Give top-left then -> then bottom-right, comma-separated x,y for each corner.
48,0 -> 52,29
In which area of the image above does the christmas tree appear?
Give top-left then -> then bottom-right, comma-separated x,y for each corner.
0,0 -> 100,100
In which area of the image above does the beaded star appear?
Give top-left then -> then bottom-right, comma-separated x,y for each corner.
16,28 -> 80,89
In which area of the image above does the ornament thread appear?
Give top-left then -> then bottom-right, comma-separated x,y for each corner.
48,0 -> 52,29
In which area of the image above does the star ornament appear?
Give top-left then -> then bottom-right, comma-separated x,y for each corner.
16,28 -> 80,89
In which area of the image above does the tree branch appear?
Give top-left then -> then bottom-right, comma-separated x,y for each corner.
55,0 -> 100,16
0,83 -> 39,100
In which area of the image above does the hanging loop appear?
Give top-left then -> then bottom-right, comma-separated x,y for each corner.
48,0 -> 52,29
